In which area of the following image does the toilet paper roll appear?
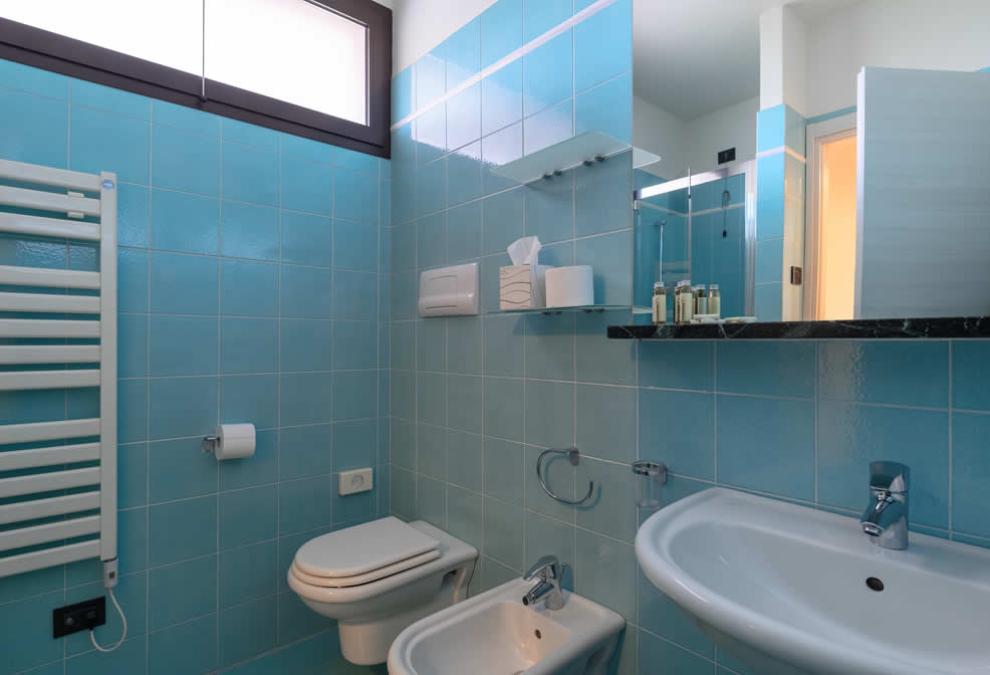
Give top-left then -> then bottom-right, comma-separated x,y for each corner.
544,265 -> 594,308
214,423 -> 256,460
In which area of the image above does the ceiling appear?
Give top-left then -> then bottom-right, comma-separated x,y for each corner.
633,0 -> 860,120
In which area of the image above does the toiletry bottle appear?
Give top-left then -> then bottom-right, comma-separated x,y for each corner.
675,280 -> 694,324
651,281 -> 666,325
694,285 -> 708,315
708,284 -> 721,318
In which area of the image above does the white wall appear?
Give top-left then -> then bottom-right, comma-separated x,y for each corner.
804,0 -> 990,117
391,0 -> 497,74
634,95 -> 757,179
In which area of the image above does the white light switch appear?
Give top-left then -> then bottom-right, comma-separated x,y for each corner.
339,467 -> 373,496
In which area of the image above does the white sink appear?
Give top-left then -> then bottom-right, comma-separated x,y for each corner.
636,487 -> 990,675
387,577 -> 625,675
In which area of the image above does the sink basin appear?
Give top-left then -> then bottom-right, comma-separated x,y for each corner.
387,577 -> 625,675
636,487 -> 990,675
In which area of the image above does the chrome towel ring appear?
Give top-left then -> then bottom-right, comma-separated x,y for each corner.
536,447 -> 595,506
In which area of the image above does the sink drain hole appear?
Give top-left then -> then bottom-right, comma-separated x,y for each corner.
534,629 -> 542,640
866,577 -> 884,592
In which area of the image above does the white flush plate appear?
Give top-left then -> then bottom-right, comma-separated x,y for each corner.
339,468 -> 373,496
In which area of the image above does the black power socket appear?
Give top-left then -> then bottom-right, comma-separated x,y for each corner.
53,596 -> 106,638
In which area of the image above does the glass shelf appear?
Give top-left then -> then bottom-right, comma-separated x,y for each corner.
490,132 -> 658,185
489,304 -> 643,316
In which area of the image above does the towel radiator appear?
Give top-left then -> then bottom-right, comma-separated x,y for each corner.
0,158 -> 118,583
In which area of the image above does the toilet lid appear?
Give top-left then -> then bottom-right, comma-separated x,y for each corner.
294,517 -> 440,579
291,548 -> 441,588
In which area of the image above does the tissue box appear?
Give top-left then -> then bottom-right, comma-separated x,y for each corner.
499,264 -> 551,310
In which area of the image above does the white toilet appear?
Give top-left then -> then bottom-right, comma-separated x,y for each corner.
287,516 -> 477,665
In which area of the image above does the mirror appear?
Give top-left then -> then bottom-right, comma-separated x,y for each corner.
631,0 -> 990,323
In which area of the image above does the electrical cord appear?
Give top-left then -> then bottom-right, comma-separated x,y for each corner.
88,586 -> 127,653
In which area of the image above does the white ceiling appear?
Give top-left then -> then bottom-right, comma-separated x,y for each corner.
633,0 -> 860,120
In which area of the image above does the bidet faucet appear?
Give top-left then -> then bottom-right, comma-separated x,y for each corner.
860,461 -> 910,550
522,555 -> 566,610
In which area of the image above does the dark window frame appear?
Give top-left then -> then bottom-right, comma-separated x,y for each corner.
0,0 -> 392,158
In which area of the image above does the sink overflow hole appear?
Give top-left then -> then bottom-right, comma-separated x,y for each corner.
866,577 -> 884,592
534,629 -> 542,640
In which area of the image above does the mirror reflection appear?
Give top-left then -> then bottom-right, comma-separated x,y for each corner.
631,0 -> 990,323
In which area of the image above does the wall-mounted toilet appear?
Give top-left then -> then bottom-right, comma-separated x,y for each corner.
287,516 -> 477,665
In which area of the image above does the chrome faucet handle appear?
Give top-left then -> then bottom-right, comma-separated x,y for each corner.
868,461 -> 910,493
524,555 -> 560,581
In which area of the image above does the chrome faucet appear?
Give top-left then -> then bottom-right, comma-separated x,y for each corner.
522,555 -> 566,610
860,461 -> 910,550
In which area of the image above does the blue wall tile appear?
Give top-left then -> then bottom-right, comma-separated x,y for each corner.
481,0 -> 524,68
151,124 -> 220,196
523,31 -> 573,117
953,342 -> 990,410
70,105 -> 150,184
573,0 -> 631,92
819,341 -> 948,407
0,89 -> 68,167
151,190 -> 219,254
717,341 -> 815,398
220,201 -> 279,260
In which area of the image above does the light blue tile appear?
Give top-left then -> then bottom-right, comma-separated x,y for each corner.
757,104 -> 785,151
118,183 -> 151,247
717,395 -> 814,500
417,423 -> 446,480
333,419 -> 376,471
148,613 -> 217,675
118,442 -> 148,509
576,72 -> 632,142
575,228 -> 632,305
447,83 -> 482,151
640,389 -> 715,480
221,375 -> 278,431
525,313 -> 575,380
525,170 -> 573,243
446,201 -> 483,262
444,17 -> 482,89
484,315 -> 524,376
756,237 -> 783,284
953,342 -> 990,411
446,142 -> 484,206
952,412 -> 990,538
484,496 -> 524,570
717,341 -> 815,398
573,0 -> 631,91
222,140 -> 278,206
523,31 -> 573,117
447,374 -> 483,433
119,248 -> 148,313
415,105 -> 447,166
817,401 -> 949,528
523,98 -> 573,155
152,100 -> 220,136
149,496 -> 217,566
66,635 -> 147,675
276,590 -> 334,645
574,151 -> 632,236
220,485 -> 277,549
222,117 -> 278,150
281,210 -> 332,267
280,265 -> 331,318
484,436 -> 524,502
638,572 -> 715,659
221,318 -> 277,374
755,282 -> 782,321
0,591 -> 64,674
280,155 -> 332,215
278,423 -> 332,481
482,122 -> 523,194
149,555 -> 217,630
221,429 -> 277,490
819,341 -> 949,407
219,540 -> 276,609
576,384 -> 635,463
118,379 -> 148,443
281,133 -> 334,166
335,169 -> 379,225
279,372 -> 332,426
149,315 -> 218,376
482,188 -> 525,255
484,377 -> 524,441
447,430 -> 483,491
415,51 -> 446,110
575,311 -> 637,385
70,105 -> 150,184
574,528 -> 635,619
220,596 -> 276,666
392,67 -> 414,121
481,0 -> 523,68
0,59 -> 67,98
447,316 -> 482,374
220,201 -> 279,260
119,313 -> 148,378
525,380 -> 574,448
524,510 -> 574,571
639,342 -> 715,391
332,269 -> 377,320
416,156 -> 447,216
447,485 -> 483,550
482,60 -> 523,136
333,220 -> 377,271
417,371 -> 446,425
0,89 -> 67,167
333,320 -> 378,370
638,629 -> 715,675
149,436 -> 218,502
220,258 -> 277,317
416,213 -> 447,269
150,251 -> 218,315
278,476 -> 333,534
333,371 -> 377,420
576,457 -> 637,542
152,123 -> 220,196
524,0 -> 572,40
148,376 -> 218,441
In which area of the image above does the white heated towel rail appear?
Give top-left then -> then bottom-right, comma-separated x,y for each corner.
0,158 -> 117,579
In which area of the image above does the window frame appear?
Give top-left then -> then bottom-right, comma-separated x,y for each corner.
0,0 -> 392,158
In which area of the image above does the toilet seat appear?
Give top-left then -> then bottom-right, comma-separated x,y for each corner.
292,517 -> 440,588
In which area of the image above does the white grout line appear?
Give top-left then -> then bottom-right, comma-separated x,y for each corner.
390,0 -> 618,131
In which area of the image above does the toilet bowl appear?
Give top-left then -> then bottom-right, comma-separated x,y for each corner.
287,517 -> 477,665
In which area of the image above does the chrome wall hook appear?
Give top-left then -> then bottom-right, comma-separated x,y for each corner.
536,448 -> 595,506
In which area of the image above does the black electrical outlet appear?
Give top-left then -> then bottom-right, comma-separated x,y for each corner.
53,597 -> 105,638
717,147 -> 736,164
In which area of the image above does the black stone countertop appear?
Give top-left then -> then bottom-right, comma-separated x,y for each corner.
607,317 -> 990,340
